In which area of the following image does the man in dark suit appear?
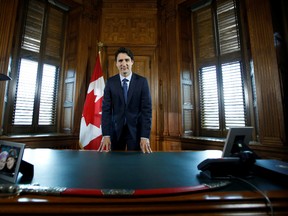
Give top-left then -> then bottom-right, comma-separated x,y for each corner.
99,47 -> 152,153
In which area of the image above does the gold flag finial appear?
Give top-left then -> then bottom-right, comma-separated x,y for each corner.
97,41 -> 104,51
98,41 -> 104,47
97,42 -> 104,53
97,42 -> 104,65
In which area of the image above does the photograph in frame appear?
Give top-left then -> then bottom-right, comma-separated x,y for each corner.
0,140 -> 25,183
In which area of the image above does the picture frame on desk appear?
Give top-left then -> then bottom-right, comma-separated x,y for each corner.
222,127 -> 253,157
0,140 -> 25,183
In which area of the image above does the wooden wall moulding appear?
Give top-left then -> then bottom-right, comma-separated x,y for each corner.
102,0 -> 157,9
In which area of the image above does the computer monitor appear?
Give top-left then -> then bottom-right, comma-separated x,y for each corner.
222,127 -> 253,157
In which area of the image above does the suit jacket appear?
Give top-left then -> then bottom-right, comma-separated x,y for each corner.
101,73 -> 152,143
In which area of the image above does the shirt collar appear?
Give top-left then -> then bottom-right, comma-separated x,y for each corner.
120,72 -> 132,82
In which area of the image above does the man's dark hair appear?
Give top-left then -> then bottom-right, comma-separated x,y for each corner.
114,47 -> 134,61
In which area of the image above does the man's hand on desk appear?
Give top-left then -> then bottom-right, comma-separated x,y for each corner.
98,137 -> 152,153
140,138 -> 152,154
98,136 -> 111,152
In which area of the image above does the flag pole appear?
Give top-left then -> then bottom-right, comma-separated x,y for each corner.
97,41 -> 103,65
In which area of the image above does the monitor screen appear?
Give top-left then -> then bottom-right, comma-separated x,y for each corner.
222,127 -> 253,157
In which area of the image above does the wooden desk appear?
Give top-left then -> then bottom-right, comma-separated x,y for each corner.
0,149 -> 287,215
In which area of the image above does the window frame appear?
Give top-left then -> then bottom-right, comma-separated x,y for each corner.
3,0 -> 66,135
191,0 -> 252,137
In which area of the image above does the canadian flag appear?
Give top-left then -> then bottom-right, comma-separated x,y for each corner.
79,53 -> 105,150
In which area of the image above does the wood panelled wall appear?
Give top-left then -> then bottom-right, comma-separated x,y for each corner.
0,0 -> 287,160
0,0 -> 18,135
245,0 -> 286,147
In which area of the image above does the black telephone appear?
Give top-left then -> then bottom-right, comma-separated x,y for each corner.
197,151 -> 256,179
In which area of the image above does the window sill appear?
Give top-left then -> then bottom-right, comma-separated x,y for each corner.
181,135 -> 225,142
0,133 -> 79,149
180,135 -> 225,151
1,133 -> 76,138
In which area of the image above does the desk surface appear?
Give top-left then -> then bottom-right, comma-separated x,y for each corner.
21,149 -> 224,189
1,149 -> 288,215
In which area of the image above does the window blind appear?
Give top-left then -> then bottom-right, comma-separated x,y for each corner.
199,65 -> 220,129
194,6 -> 216,63
193,0 -> 246,134
45,7 -> 64,58
222,61 -> 245,128
21,0 -> 44,53
13,59 -> 38,125
39,64 -> 59,125
217,0 -> 240,55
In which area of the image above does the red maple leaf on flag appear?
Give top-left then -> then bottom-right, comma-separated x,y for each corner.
82,90 -> 103,128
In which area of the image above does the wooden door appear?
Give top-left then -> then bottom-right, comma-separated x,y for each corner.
108,55 -> 151,84
107,55 -> 157,150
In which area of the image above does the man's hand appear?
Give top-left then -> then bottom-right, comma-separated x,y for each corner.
98,136 -> 111,152
140,138 -> 152,153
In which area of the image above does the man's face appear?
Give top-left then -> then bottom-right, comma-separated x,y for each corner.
116,53 -> 134,77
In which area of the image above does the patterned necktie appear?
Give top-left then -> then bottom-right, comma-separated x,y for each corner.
122,78 -> 128,104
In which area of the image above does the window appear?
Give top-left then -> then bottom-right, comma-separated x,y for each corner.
192,0 -> 248,136
14,60 -> 59,126
5,0 -> 66,134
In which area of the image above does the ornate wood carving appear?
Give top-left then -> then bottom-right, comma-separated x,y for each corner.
101,1 -> 157,45
101,13 -> 157,45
